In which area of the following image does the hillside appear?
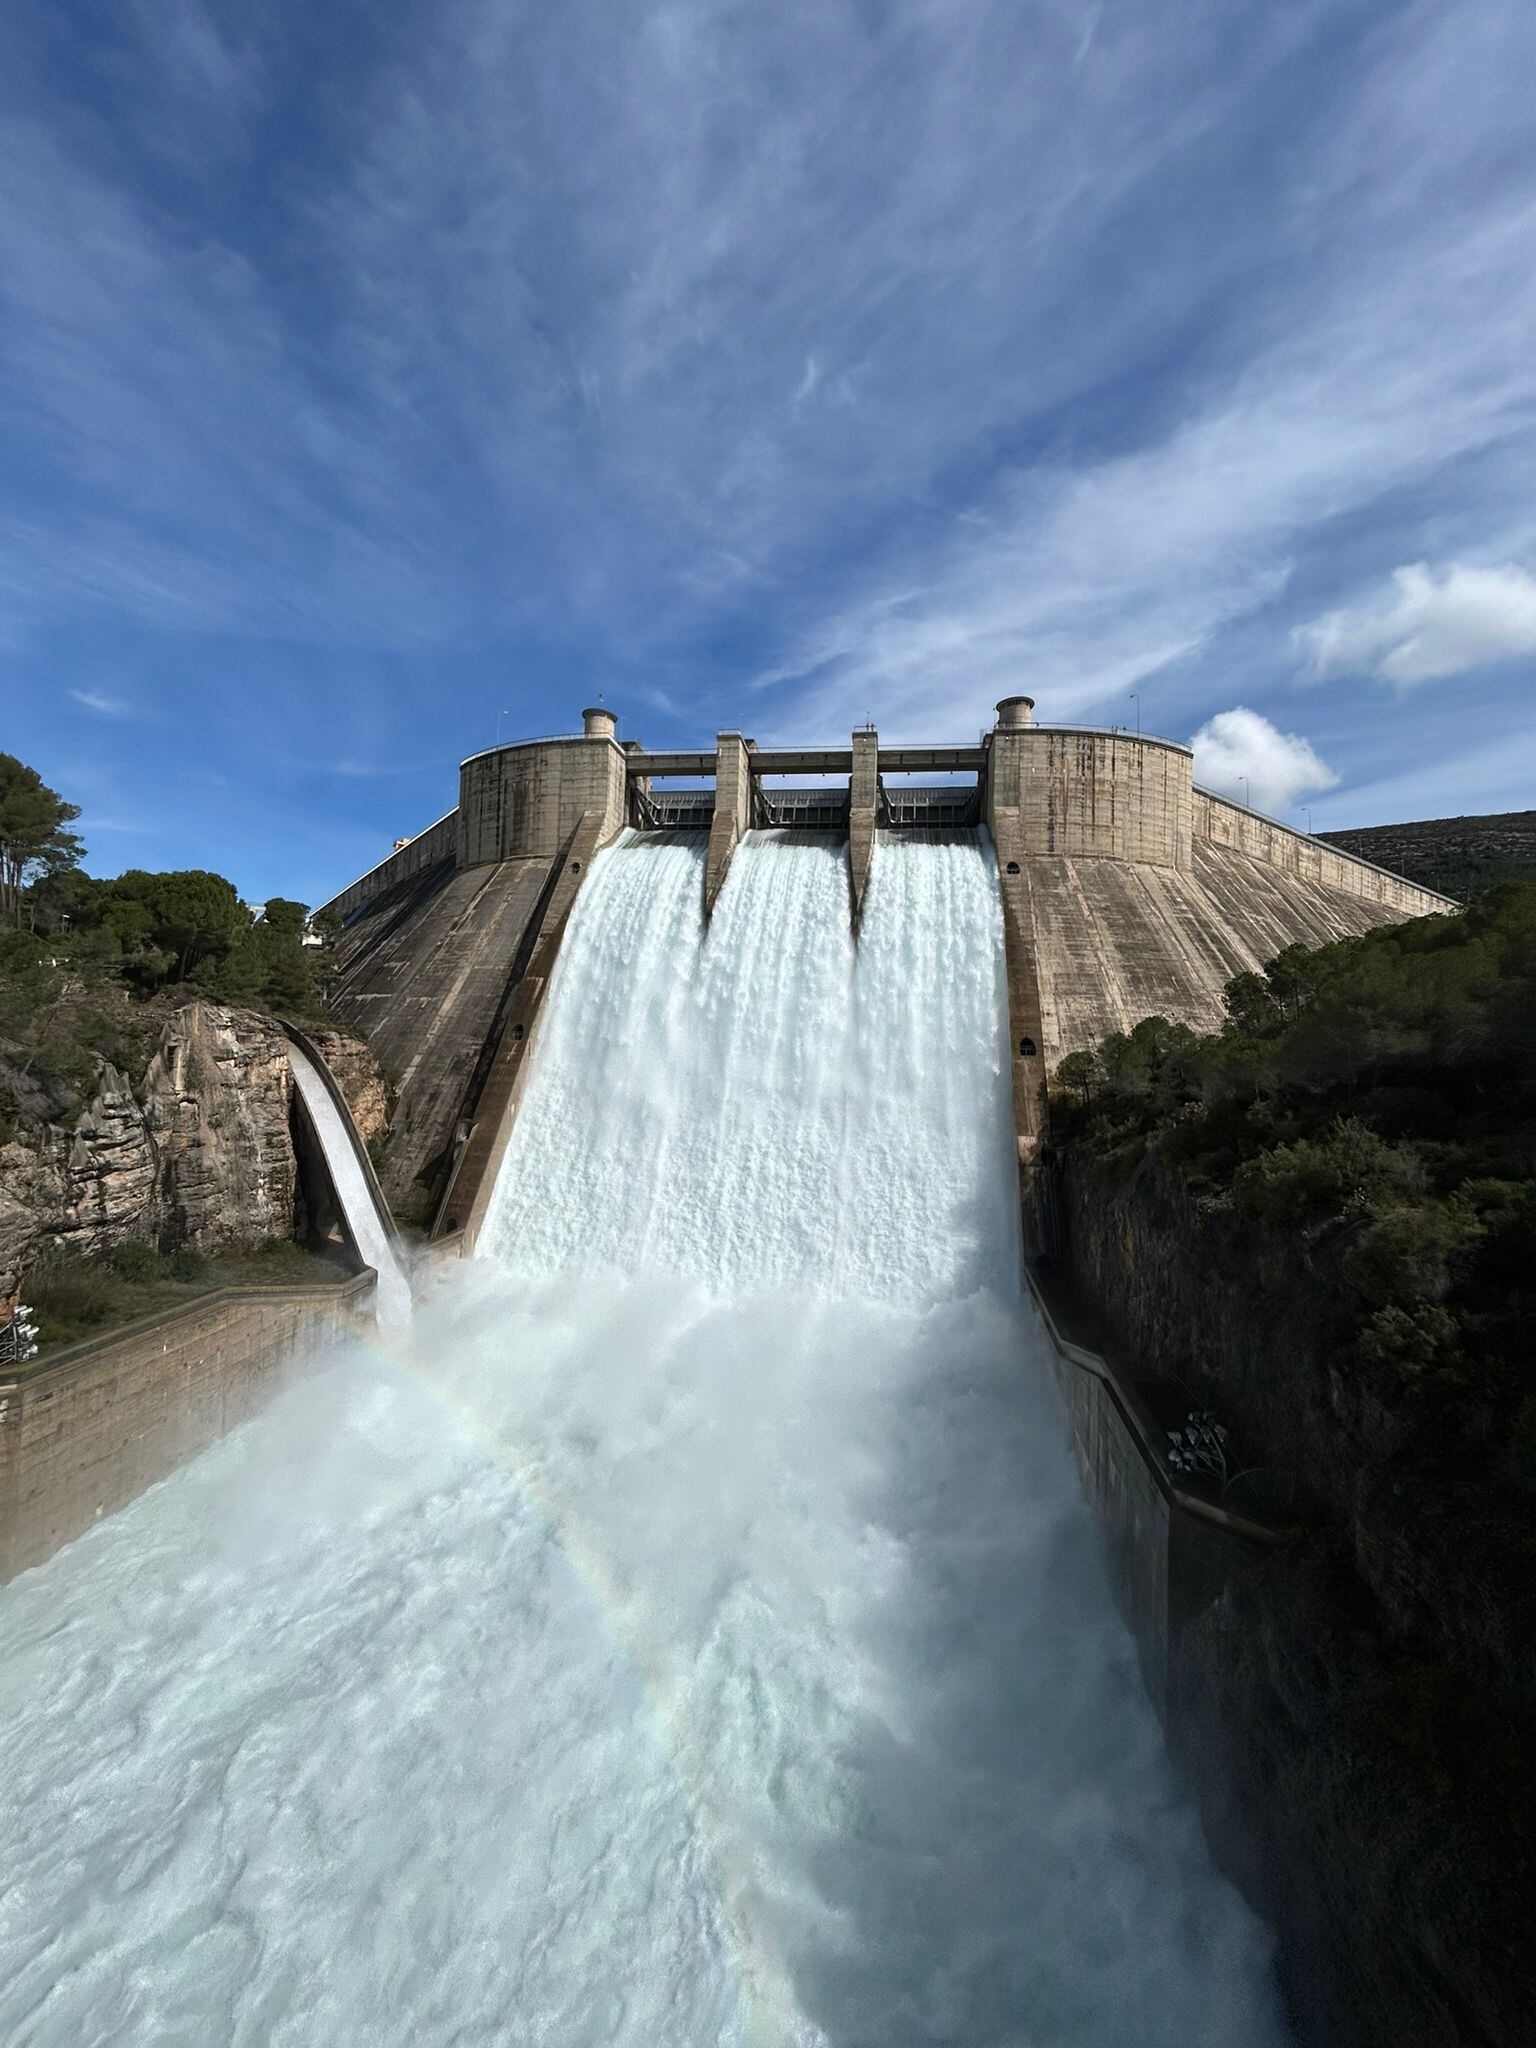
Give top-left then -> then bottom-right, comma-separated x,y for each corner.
1051,881 -> 1536,2046
1319,810 -> 1536,900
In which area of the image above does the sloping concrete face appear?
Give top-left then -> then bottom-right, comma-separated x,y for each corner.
325,858 -> 552,1225
434,807 -> 614,1248
1023,841 -> 1428,1070
322,734 -> 633,1227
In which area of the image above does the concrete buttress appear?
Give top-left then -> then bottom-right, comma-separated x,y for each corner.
849,728 -> 879,930
705,732 -> 752,918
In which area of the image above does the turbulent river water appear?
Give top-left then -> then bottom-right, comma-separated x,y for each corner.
0,832 -> 1287,2047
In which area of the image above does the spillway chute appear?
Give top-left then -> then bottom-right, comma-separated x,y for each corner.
283,1024 -> 413,1329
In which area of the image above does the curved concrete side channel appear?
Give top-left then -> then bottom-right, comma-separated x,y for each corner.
282,1025 -> 413,1330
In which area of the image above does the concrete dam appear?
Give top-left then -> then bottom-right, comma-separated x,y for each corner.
317,698 -> 1450,1239
0,707 -> 1450,2044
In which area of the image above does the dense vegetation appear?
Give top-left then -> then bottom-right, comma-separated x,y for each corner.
1319,808 -> 1536,900
1054,884 -> 1536,2005
1,751 -> 338,1136
1057,885 -> 1536,1756
1055,879 -> 1536,1410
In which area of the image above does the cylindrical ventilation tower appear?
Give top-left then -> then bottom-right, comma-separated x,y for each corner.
995,696 -> 1035,730
583,706 -> 618,740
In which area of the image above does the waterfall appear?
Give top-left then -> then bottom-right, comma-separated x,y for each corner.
0,831 -> 1287,2047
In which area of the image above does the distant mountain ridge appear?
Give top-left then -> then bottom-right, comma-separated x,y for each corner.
1318,810 -> 1536,901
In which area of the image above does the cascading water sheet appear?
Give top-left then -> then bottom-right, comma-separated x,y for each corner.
286,1039 -> 412,1330
0,830 -> 1289,2048
479,829 -> 1019,1301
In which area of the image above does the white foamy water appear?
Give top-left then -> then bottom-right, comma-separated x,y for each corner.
286,1038 -> 413,1330
0,832 -> 1287,2047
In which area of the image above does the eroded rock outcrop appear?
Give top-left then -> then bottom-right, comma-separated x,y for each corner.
308,1028 -> 391,1148
142,1005 -> 297,1254
0,1063 -> 159,1291
0,1003 -> 388,1294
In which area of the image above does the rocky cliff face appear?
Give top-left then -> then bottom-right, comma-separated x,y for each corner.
0,1063 -> 157,1287
307,1027 -> 391,1147
0,1003 -> 389,1296
1061,1152 -> 1535,2048
141,1005 -> 298,1255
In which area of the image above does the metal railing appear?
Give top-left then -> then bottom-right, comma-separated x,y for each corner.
630,787 -> 715,830
880,784 -> 983,828
1,1304 -> 41,1366
754,787 -> 851,830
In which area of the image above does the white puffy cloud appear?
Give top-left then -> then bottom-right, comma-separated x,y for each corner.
1188,707 -> 1339,815
1296,561 -> 1536,686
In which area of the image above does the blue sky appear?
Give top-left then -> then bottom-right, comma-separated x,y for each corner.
4,0 -> 1534,905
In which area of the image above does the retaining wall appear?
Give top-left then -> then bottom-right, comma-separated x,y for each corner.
0,1274 -> 374,1581
1025,1266 -> 1277,1716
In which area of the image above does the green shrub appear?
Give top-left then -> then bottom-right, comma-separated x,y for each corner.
1343,1200 -> 1482,1309
1356,1303 -> 1459,1383
1232,1118 -> 1421,1226
23,1251 -> 122,1345
107,1240 -> 163,1283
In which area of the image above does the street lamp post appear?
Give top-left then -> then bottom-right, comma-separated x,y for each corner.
1130,692 -> 1140,735
1241,775 -> 1251,809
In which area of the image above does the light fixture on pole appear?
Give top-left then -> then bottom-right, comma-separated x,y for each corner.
1130,692 -> 1140,735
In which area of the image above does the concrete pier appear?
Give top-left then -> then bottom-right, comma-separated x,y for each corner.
704,732 -> 752,919
848,727 -> 879,927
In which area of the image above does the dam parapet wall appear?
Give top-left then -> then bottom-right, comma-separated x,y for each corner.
321,809 -> 461,926
1193,789 -> 1455,915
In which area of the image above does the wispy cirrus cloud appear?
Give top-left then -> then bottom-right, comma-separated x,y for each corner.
751,1 -> 1536,741
69,687 -> 135,717
1296,562 -> 1536,688
3,0 -> 1535,876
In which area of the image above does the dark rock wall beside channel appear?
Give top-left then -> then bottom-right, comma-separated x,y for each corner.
1059,1155 -> 1534,2048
